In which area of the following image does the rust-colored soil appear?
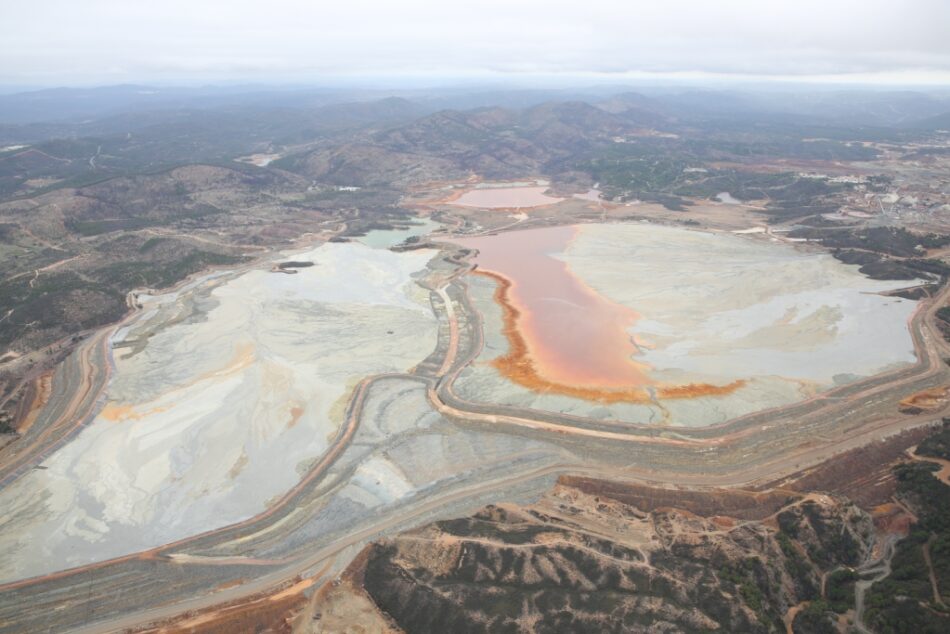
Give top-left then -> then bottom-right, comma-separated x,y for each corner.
558,475 -> 798,520
871,502 -> 914,536
761,425 -> 936,507
136,577 -> 312,634
14,371 -> 52,434
898,385 -> 950,414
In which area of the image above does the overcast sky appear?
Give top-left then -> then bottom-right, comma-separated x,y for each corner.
3,0 -> 950,86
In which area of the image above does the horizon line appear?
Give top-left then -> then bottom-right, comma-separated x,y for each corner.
3,69 -> 950,92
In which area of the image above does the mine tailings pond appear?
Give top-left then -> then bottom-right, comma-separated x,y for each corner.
448,222 -> 920,408
0,221 -> 441,583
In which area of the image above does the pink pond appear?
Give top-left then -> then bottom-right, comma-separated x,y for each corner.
449,186 -> 564,209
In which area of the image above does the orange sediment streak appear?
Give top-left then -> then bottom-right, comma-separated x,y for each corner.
481,270 -> 649,403
655,381 -> 746,400
479,270 -> 744,403
14,371 -> 53,434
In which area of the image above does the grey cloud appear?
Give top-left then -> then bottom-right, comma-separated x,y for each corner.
2,0 -> 950,84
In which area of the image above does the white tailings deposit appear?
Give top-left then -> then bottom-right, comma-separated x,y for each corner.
0,239 -> 437,582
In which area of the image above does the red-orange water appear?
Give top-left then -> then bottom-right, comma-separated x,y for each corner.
450,225 -> 744,403
452,226 -> 649,387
